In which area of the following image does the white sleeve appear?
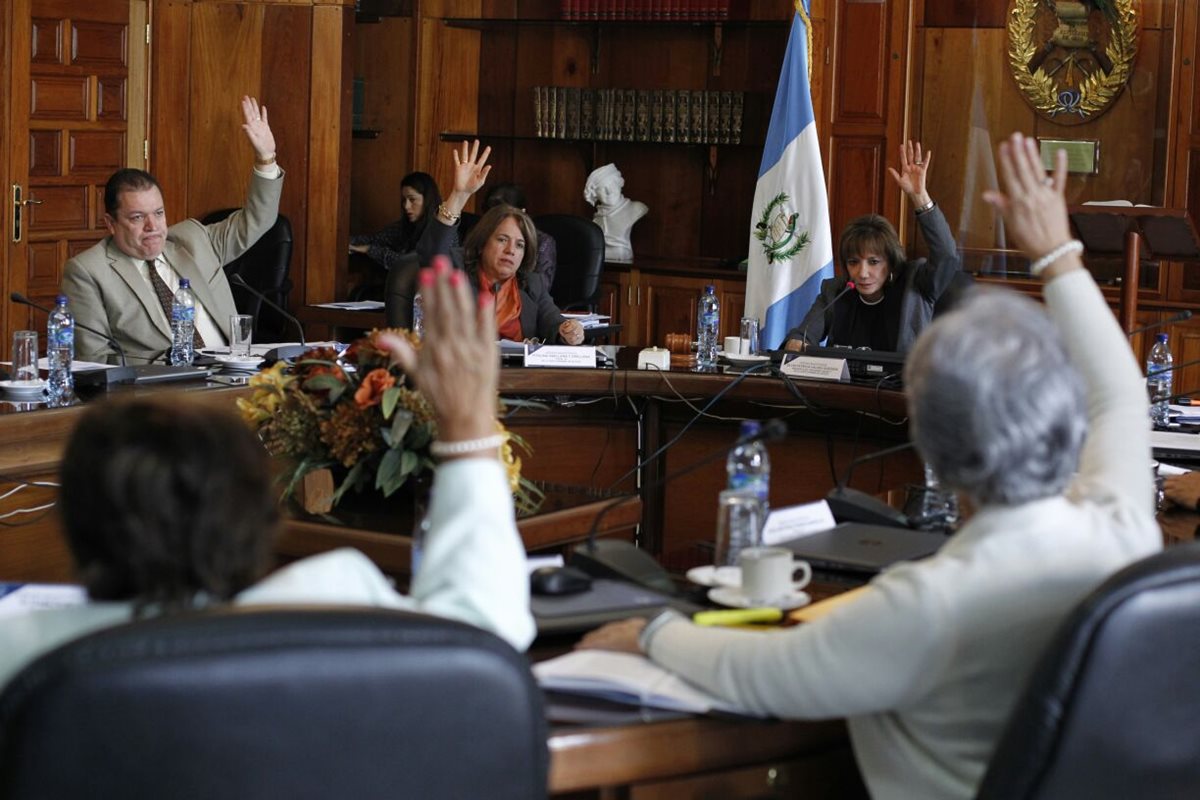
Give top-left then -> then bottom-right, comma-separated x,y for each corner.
1044,270 -> 1154,517
645,567 -> 952,719
409,458 -> 535,651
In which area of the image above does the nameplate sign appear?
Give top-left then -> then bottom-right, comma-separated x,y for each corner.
525,344 -> 597,368
761,500 -> 837,546
780,354 -> 850,382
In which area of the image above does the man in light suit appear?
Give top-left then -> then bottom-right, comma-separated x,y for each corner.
61,96 -> 283,363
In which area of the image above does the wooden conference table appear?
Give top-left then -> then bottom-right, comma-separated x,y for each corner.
3,358 -> 1191,797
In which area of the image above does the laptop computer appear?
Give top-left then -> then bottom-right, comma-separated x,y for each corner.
777,522 -> 945,575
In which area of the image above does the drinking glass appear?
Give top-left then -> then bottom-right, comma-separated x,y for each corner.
713,489 -> 766,568
230,314 -> 254,357
11,330 -> 38,384
740,317 -> 760,355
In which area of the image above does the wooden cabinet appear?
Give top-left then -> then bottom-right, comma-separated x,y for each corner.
603,264 -> 746,348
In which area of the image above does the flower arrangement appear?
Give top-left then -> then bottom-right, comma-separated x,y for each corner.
237,329 -> 542,516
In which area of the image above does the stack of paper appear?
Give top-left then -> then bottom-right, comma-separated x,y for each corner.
561,312 -> 611,329
534,650 -> 760,716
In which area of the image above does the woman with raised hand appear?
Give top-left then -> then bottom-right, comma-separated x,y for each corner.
579,132 -> 1159,800
785,140 -> 961,353
454,204 -> 584,345
0,253 -> 534,691
349,140 -> 494,269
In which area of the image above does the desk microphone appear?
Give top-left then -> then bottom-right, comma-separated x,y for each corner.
10,291 -> 129,368
798,281 -> 855,350
229,274 -> 306,346
571,418 -> 789,594
824,440 -> 915,528
1127,310 -> 1192,338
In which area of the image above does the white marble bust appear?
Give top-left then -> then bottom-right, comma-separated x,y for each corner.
584,163 -> 648,264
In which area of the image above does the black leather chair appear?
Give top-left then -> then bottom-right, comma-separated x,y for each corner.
975,543 -> 1200,800
933,271 -> 975,317
533,214 -> 605,312
201,208 -> 294,343
0,607 -> 548,800
384,251 -> 422,329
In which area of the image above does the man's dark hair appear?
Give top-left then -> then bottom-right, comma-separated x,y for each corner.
104,168 -> 163,216
485,182 -> 527,210
60,397 -> 277,614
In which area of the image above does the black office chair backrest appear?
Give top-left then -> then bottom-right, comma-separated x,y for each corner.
201,208 -> 294,342
384,252 -> 422,329
975,543 -> 1200,800
533,214 -> 605,312
933,271 -> 975,317
0,607 -> 548,800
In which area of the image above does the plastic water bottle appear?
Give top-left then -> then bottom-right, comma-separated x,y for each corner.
1147,333 -> 1173,427
412,292 -> 424,339
46,294 -> 74,404
726,420 -> 770,510
169,278 -> 196,366
695,284 -> 720,370
919,462 -> 959,531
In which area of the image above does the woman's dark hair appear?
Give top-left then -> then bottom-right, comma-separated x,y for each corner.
59,397 -> 278,614
839,214 -> 907,276
396,171 -> 442,251
462,204 -> 539,285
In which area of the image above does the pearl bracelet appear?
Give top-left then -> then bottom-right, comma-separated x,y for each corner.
1029,239 -> 1084,276
428,433 -> 504,458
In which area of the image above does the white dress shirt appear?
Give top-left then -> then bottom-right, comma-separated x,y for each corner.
137,254 -> 226,349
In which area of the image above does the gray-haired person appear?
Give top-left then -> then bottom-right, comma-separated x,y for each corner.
577,131 -> 1161,800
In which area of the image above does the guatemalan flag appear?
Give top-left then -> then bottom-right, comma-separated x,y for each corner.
745,0 -> 834,350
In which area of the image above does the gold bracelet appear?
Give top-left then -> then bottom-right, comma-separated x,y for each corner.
255,153 -> 277,166
436,203 -> 461,224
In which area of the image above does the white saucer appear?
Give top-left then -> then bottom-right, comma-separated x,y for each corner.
708,585 -> 811,611
213,354 -> 262,367
721,353 -> 770,367
0,380 -> 47,399
686,565 -> 742,588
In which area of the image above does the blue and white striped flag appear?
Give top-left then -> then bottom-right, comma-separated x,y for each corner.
745,1 -> 834,350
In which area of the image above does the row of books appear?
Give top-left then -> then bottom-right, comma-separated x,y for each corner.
560,0 -> 732,20
533,87 -> 744,145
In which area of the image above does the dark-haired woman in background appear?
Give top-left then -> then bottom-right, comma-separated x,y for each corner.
455,204 -> 583,345
784,140 -> 961,353
349,171 -> 446,270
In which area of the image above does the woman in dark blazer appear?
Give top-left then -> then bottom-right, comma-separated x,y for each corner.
784,140 -> 961,353
453,205 -> 584,344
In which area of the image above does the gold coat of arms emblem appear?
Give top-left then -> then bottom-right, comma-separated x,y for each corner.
1007,0 -> 1139,124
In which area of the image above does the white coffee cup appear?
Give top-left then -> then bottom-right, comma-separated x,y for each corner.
739,547 -> 812,605
723,336 -> 741,355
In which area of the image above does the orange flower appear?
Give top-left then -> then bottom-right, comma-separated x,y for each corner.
354,368 -> 395,408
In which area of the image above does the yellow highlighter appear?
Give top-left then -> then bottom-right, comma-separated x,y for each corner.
693,607 -> 784,627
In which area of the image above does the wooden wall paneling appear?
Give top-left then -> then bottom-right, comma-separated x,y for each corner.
922,0 -> 1006,29
351,16 -> 416,234
833,0 -> 888,124
639,272 -> 704,348
414,13 -> 480,210
828,135 -> 884,247
185,4 -> 267,220
919,28 -> 1032,259
307,3 -> 351,304
126,0 -> 147,170
0,0 -> 10,351
149,0 -> 191,219
262,3 -> 316,303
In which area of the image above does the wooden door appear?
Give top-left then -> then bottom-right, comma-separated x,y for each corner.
4,0 -> 146,356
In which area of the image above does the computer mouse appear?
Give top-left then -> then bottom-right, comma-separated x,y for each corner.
530,565 -> 593,597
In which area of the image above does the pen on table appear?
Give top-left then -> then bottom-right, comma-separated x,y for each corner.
692,608 -> 783,627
